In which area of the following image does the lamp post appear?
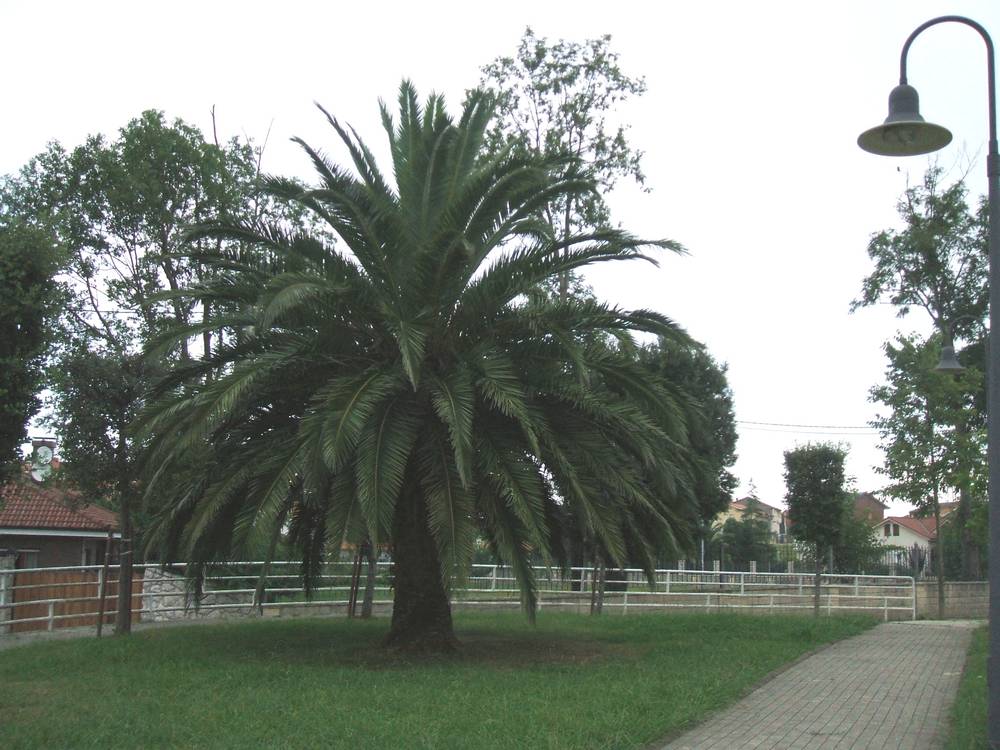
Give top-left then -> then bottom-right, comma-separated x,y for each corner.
858,15 -> 999,746
935,317 -> 983,586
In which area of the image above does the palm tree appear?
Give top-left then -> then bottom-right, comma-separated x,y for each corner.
137,83 -> 698,652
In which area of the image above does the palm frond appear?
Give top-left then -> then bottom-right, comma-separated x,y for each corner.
354,395 -> 423,546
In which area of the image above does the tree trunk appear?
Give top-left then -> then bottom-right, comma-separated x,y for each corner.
934,485 -> 945,619
202,299 -> 212,381
361,540 -> 376,619
589,560 -> 598,612
813,543 -> 822,618
589,548 -> 606,615
384,489 -> 456,653
253,504 -> 288,616
558,197 -> 573,300
347,548 -> 363,618
957,485 -> 973,579
114,490 -> 133,635
96,528 -> 113,637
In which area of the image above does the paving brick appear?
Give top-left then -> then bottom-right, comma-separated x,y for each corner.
661,621 -> 976,749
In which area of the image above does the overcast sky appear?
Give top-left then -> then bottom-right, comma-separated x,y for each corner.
5,0 -> 999,515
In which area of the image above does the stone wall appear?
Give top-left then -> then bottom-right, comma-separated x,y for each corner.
142,568 -> 254,622
914,581 -> 987,619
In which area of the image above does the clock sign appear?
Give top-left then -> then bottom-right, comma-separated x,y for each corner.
31,444 -> 55,482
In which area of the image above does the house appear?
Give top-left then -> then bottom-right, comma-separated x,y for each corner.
0,480 -> 120,569
876,515 -> 937,551
716,497 -> 788,541
875,503 -> 957,551
853,492 -> 887,524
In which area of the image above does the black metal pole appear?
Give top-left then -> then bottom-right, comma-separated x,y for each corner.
897,16 -> 998,746
987,101 -> 1000,750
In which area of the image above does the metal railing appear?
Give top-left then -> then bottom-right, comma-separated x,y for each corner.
0,562 -> 916,634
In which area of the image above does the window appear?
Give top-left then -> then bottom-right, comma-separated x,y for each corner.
15,550 -> 39,569
884,524 -> 891,537
893,524 -> 900,537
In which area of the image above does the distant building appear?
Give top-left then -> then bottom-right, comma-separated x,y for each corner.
853,492 -> 887,524
715,497 -> 787,541
875,515 -> 937,551
0,480 -> 120,569
874,505 -> 955,552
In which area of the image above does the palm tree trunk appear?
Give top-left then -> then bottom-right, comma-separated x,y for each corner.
384,488 -> 456,653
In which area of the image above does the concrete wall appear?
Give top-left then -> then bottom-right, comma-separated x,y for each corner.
914,581 -> 987,619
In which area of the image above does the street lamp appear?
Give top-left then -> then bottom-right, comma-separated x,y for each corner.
858,15 -> 999,747
935,340 -> 965,375
934,317 -> 979,375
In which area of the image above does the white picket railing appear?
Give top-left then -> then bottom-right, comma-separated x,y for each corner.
0,562 -> 916,634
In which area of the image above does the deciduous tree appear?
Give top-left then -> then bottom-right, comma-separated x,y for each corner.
852,166 -> 987,333
637,337 -> 737,526
784,443 -> 849,616
478,28 -> 649,298
0,222 -> 62,481
1,110 -> 290,634
870,333 -> 984,613
714,495 -> 774,571
853,166 -> 988,578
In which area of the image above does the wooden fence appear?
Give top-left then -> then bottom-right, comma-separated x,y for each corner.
9,568 -> 144,633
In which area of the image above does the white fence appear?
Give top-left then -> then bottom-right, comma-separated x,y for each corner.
0,562 -> 916,634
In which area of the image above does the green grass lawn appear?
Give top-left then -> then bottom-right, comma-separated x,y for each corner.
0,611 -> 874,749
947,625 -> 988,750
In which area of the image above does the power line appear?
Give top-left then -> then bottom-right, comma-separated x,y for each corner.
737,420 -> 873,430
739,426 -> 880,437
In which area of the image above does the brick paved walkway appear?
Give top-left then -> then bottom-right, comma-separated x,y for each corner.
662,620 -> 978,750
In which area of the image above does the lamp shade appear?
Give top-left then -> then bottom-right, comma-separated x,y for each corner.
858,84 -> 952,156
934,343 -> 966,375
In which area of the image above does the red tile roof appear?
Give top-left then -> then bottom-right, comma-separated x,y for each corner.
0,481 -> 118,531
882,515 -> 938,540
